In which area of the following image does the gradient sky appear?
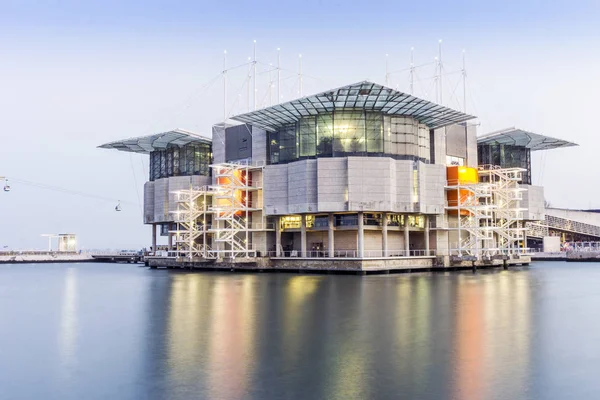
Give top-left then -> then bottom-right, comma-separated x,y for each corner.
1,0 -> 599,249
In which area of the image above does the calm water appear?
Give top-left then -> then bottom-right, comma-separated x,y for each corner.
1,262 -> 600,400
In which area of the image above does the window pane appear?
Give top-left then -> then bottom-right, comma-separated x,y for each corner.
316,114 -> 333,157
279,123 -> 297,163
268,131 -> 280,164
365,112 -> 383,153
333,110 -> 365,155
298,117 -> 316,157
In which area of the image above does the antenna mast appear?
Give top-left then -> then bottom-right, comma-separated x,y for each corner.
223,50 -> 227,122
409,47 -> 414,94
277,48 -> 281,104
385,54 -> 389,86
462,49 -> 467,113
247,56 -> 251,112
434,56 -> 438,103
253,40 -> 257,110
438,39 -> 443,105
299,54 -> 303,97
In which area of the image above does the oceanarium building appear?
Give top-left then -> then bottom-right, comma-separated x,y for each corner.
100,81 -> 575,270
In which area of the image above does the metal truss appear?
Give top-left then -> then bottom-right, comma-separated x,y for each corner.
171,186 -> 216,260
210,162 -> 264,259
446,166 -> 527,259
479,166 -> 527,255
445,179 -> 496,257
527,214 -> 600,240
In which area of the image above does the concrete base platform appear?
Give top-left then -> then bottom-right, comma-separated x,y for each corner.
146,255 -> 531,274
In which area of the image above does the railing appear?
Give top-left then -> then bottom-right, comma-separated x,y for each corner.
265,249 -> 436,258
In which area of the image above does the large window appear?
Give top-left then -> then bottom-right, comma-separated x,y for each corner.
478,144 -> 531,184
267,111 -> 428,164
149,142 -> 212,181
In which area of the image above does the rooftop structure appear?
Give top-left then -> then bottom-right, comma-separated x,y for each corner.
231,81 -> 476,131
477,127 -> 578,185
98,129 -> 211,154
477,128 -> 577,151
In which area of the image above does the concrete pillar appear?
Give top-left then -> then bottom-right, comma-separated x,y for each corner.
167,230 -> 173,251
382,212 -> 388,257
358,212 -> 364,258
275,216 -> 282,257
300,215 -> 307,257
404,216 -> 410,256
328,213 -> 334,258
152,224 -> 157,254
424,215 -> 430,255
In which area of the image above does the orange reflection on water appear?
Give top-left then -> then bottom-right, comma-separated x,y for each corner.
453,277 -> 485,400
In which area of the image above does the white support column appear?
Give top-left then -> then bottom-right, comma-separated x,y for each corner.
404,217 -> 410,256
358,212 -> 364,258
328,213 -> 334,258
300,215 -> 307,257
275,216 -> 282,257
167,230 -> 173,251
424,215 -> 430,255
382,212 -> 388,257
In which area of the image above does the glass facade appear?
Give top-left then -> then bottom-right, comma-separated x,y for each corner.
149,143 -> 212,181
267,111 -> 429,164
478,144 -> 532,184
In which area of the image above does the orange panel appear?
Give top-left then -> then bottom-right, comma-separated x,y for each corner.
447,188 -> 475,216
447,166 -> 478,186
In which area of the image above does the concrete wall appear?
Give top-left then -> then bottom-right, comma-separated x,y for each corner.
466,123 -> 478,167
317,158 -> 348,212
521,184 -> 545,221
419,163 -> 445,214
546,208 -> 600,227
365,231 -> 382,252
347,157 -> 395,211
143,182 -> 155,224
288,160 -> 318,214
143,175 -> 211,224
263,157 -> 446,216
335,230 -> 357,250
251,126 -> 268,165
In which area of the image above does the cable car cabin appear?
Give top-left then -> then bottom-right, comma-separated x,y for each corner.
446,166 -> 478,216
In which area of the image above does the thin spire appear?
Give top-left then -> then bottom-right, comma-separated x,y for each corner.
409,47 -> 414,95
277,48 -> 281,104
223,50 -> 227,122
385,54 -> 389,86
299,54 -> 303,97
438,39 -> 443,105
253,40 -> 257,111
462,49 -> 467,113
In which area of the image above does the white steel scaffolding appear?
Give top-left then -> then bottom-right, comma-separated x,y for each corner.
446,166 -> 527,259
445,177 -> 495,257
210,162 -> 265,259
171,186 -> 216,260
479,166 -> 527,254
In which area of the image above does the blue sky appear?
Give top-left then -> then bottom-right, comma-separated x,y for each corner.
0,0 -> 599,249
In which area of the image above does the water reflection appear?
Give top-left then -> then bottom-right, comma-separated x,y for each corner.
58,267 -> 78,379
153,269 -> 535,400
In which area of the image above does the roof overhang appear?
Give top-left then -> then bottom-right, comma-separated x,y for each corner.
230,81 -> 475,131
477,128 -> 577,151
98,129 -> 211,154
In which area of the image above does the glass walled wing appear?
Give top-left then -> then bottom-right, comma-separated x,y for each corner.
148,142 -> 212,181
267,111 -> 429,164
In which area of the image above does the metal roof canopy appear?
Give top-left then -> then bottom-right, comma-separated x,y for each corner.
477,128 -> 578,151
98,129 -> 211,154
230,81 -> 476,131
